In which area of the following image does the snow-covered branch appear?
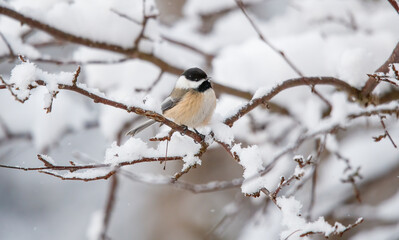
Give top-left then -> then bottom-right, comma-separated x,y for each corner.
361,42 -> 399,98
0,61 -> 206,143
224,77 -> 361,127
1,1 -> 398,239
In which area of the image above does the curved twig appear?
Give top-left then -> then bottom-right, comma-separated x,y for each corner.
0,155 -> 183,172
387,0 -> 399,14
361,41 -> 399,98
224,77 -> 361,127
22,78 -> 206,144
0,5 -> 181,75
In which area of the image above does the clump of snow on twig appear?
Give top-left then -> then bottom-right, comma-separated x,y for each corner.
157,132 -> 202,173
252,85 -> 274,100
211,118 -> 235,145
232,144 -> 265,194
156,131 -> 202,156
6,61 -> 75,103
374,63 -> 399,85
105,138 -> 160,164
107,132 -> 202,173
277,196 -> 362,240
181,154 -> 201,171
9,1 -> 149,48
42,168 -> 112,180
39,154 -> 55,165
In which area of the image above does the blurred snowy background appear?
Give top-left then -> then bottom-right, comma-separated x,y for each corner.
0,0 -> 398,239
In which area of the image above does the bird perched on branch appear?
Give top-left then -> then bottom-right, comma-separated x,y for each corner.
126,67 -> 216,136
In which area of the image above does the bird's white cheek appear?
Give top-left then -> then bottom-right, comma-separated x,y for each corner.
175,76 -> 205,89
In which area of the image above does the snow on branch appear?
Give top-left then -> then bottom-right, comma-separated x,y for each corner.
0,4 -> 181,75
120,170 -> 243,193
0,2 -> 398,239
2,57 -> 399,187
361,42 -> 399,98
224,77 -> 361,127
278,196 -> 363,240
368,63 -> 399,87
0,153 -> 182,179
1,57 -> 80,113
387,0 -> 399,14
235,0 -> 334,112
0,59 -> 205,144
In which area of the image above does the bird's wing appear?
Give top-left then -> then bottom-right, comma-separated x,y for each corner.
161,88 -> 189,113
161,97 -> 176,113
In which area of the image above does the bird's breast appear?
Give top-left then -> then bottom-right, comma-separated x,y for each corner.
163,89 -> 216,128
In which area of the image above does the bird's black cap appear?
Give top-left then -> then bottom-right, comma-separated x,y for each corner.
182,67 -> 207,81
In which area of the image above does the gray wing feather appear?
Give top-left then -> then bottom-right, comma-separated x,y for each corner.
126,119 -> 156,136
161,88 -> 189,113
127,89 -> 189,136
161,97 -> 177,113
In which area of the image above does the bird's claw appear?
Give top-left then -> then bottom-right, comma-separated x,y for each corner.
180,125 -> 188,136
194,128 -> 205,141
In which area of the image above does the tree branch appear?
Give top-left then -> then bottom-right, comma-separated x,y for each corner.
234,0 -> 333,112
2,77 -> 205,143
361,41 -> 399,98
100,174 -> 118,240
0,6 -> 273,103
234,0 -> 303,77
387,0 -> 399,14
0,155 -> 182,172
0,5 -> 181,75
0,32 -> 15,58
347,106 -> 399,119
224,77 -> 361,127
120,170 -> 243,193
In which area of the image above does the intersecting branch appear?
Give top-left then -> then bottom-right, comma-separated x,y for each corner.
387,0 -> 399,14
234,0 -> 333,112
361,41 -> 399,99
224,76 -> 361,127
0,5 -> 181,75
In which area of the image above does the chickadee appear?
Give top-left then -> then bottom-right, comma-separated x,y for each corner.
126,67 -> 216,136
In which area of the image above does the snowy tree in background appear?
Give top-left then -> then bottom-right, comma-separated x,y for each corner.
0,0 -> 398,239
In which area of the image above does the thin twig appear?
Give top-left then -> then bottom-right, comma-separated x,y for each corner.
110,8 -> 141,24
348,106 -> 399,119
387,0 -> 399,14
161,35 -> 215,64
0,55 -> 132,65
119,170 -> 243,193
234,0 -> 333,112
299,218 -> 364,238
234,0 -> 303,76
0,5 -> 181,75
132,0 -> 157,51
0,75 -> 206,144
361,41 -> 399,99
134,70 -> 164,93
0,116 -> 32,145
100,174 -> 119,240
307,135 -> 327,219
0,32 -> 15,58
377,115 -> 397,148
224,77 -> 360,127
0,155 -> 182,172
334,152 -> 363,203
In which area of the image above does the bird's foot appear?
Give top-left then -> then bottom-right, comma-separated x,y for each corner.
194,128 -> 205,141
180,125 -> 188,136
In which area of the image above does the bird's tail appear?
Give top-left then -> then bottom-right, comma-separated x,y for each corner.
126,119 -> 156,136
